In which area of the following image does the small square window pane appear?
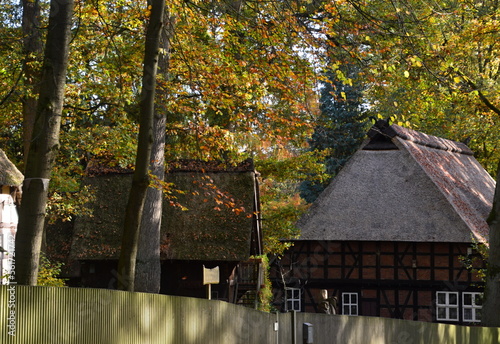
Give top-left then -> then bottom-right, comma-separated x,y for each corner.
437,293 -> 446,305
343,305 -> 349,314
463,294 -> 472,305
475,294 -> 483,306
437,307 -> 446,319
449,308 -> 458,320
464,309 -> 472,321
449,293 -> 458,305
352,294 -> 357,303
343,294 -> 349,303
294,301 -> 300,310
351,306 -> 357,315
476,310 -> 481,321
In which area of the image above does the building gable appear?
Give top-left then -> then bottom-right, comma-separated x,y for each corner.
297,121 -> 495,243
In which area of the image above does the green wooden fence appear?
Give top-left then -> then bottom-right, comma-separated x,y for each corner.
0,286 -> 499,344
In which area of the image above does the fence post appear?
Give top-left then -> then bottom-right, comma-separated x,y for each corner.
291,310 -> 297,344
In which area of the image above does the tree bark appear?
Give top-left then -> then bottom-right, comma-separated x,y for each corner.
134,109 -> 165,293
482,164 -> 500,326
117,0 -> 165,291
135,14 -> 174,294
15,0 -> 74,285
21,0 -> 43,166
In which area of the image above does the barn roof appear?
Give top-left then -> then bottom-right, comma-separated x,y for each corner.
297,120 -> 495,243
70,159 -> 262,261
0,150 -> 23,186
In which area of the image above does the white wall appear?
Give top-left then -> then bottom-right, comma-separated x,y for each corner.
0,193 -> 18,284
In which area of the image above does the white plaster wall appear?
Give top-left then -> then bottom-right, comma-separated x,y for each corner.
0,193 -> 18,284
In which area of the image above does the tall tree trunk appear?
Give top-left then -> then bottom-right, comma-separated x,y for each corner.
117,0 -> 165,292
15,0 -> 74,285
21,0 -> 43,166
134,109 -> 165,293
482,164 -> 500,326
135,14 -> 174,294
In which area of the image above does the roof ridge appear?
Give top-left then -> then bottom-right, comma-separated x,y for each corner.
167,158 -> 255,172
85,158 -> 255,176
392,124 -> 473,155
368,120 -> 473,155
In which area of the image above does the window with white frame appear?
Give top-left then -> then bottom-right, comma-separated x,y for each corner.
285,287 -> 301,312
463,292 -> 482,322
342,292 -> 358,316
436,291 -> 459,321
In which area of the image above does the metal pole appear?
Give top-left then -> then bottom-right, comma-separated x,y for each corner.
275,311 -> 279,344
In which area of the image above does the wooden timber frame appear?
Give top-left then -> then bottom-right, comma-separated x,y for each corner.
270,240 -> 485,325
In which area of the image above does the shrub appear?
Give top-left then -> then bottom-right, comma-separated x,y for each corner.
37,255 -> 67,287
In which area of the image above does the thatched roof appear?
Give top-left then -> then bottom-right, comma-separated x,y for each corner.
297,120 -> 495,243
0,150 -> 23,186
71,160 -> 261,261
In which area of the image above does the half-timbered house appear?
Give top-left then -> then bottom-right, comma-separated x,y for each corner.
48,159 -> 264,307
272,120 -> 494,325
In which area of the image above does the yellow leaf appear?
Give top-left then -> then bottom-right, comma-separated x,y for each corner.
404,70 -> 410,78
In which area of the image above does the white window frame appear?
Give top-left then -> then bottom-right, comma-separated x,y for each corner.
285,287 -> 301,312
341,292 -> 358,316
436,291 -> 459,321
462,292 -> 482,323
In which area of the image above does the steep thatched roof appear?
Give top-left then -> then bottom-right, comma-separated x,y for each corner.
0,150 -> 23,186
71,160 -> 261,261
297,120 -> 495,243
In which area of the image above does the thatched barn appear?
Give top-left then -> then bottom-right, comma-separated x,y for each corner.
272,120 -> 494,325
51,159 -> 263,305
0,149 -> 23,284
